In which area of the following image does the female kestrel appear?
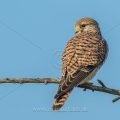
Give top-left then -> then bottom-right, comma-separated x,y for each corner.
53,17 -> 108,110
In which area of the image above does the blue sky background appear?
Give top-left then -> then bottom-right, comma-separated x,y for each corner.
0,0 -> 120,119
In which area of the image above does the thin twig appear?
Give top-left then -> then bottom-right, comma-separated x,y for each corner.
112,96 -> 120,103
97,79 -> 107,88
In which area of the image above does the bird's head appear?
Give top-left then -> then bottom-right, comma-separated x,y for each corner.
75,17 -> 100,34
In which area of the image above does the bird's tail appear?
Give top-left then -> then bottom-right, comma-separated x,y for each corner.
53,91 -> 71,110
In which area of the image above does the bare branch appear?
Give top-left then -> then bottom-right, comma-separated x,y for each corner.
0,78 -> 120,102
0,78 -> 60,84
78,83 -> 120,96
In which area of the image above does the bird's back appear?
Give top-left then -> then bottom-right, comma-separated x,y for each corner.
62,32 -> 107,77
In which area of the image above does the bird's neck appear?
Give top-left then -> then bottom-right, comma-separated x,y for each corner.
76,31 -> 102,40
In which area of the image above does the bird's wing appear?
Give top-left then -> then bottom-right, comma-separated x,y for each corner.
55,65 -> 96,99
98,39 -> 108,65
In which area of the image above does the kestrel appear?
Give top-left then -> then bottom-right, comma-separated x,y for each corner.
53,17 -> 108,110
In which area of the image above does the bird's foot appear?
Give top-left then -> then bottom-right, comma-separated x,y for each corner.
83,82 -> 94,92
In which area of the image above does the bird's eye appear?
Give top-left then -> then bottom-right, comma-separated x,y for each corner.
81,24 -> 86,27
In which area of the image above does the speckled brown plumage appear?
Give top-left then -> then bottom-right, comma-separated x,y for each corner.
53,17 -> 108,110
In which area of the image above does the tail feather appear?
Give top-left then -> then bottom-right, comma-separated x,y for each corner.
53,92 -> 71,110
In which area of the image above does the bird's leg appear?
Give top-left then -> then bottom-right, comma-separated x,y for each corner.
82,82 -> 94,92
